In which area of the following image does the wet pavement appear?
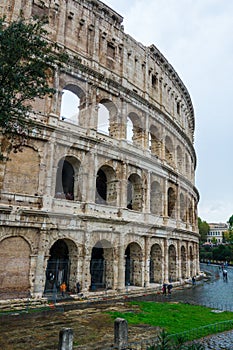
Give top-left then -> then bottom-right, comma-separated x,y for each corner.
138,263 -> 233,312
169,263 -> 233,311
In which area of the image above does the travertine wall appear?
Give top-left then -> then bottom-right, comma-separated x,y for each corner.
0,0 -> 199,297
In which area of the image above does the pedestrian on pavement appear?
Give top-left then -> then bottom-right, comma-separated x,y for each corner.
167,284 -> 173,295
223,269 -> 228,281
162,284 -> 167,295
76,281 -> 81,294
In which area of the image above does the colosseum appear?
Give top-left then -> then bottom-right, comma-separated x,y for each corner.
0,0 -> 200,298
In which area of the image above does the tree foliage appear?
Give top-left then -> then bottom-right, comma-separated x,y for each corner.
212,244 -> 233,262
198,217 -> 209,243
0,15 -> 66,157
228,214 -> 233,229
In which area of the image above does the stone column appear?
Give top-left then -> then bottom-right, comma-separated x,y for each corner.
186,242 -> 191,278
163,179 -> 168,217
82,247 -> 91,292
58,328 -> 73,350
119,162 -> 128,208
42,136 -> 56,210
33,231 -> 48,297
144,236 -> 150,287
177,240 -> 182,281
85,152 -> 97,203
117,235 -> 125,290
163,239 -> 169,283
145,171 -> 151,212
114,318 -> 128,349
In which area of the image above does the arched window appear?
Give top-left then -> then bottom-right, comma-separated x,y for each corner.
60,90 -> 80,124
127,173 -> 142,211
167,187 -> 177,218
95,165 -> 117,205
55,156 -> 81,201
97,103 -> 110,134
97,99 -> 117,137
149,125 -> 160,157
165,135 -> 174,166
126,116 -> 133,142
127,112 -> 142,147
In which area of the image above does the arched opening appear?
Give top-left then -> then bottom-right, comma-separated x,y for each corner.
127,112 -> 142,147
95,165 -> 117,205
90,240 -> 113,291
90,245 -> 104,290
125,243 -> 142,287
44,239 -> 70,294
98,103 -> 110,135
168,244 -> 176,282
96,169 -> 107,204
97,99 -> 118,137
60,89 -> 80,124
0,237 -> 31,296
150,181 -> 162,215
126,116 -> 133,142
181,246 -> 187,279
168,187 -> 176,218
149,125 -> 160,157
149,244 -> 162,283
165,135 -> 174,166
55,159 -> 74,200
127,173 -> 142,211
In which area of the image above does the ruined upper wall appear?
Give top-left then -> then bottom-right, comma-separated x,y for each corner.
0,0 -> 195,141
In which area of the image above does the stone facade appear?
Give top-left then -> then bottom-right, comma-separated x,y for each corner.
0,0 -> 199,297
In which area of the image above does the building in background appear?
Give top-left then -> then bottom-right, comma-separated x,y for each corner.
207,223 -> 228,244
0,0 -> 199,298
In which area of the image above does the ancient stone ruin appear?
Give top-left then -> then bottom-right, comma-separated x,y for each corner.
0,0 -> 199,298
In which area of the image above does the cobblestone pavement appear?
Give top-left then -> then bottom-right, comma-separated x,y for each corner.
195,330 -> 233,349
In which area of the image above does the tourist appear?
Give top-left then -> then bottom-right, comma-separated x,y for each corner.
223,269 -> 228,281
76,281 -> 81,294
192,276 -> 196,285
60,282 -> 67,297
167,284 -> 173,295
162,284 -> 167,295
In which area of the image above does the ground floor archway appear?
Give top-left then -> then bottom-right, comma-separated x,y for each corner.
44,239 -> 70,294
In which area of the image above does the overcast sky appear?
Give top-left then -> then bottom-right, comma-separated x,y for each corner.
103,0 -> 233,223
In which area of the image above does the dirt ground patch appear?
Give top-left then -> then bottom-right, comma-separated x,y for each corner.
0,300 -> 159,350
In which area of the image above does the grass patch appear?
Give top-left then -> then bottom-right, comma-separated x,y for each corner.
108,301 -> 233,336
